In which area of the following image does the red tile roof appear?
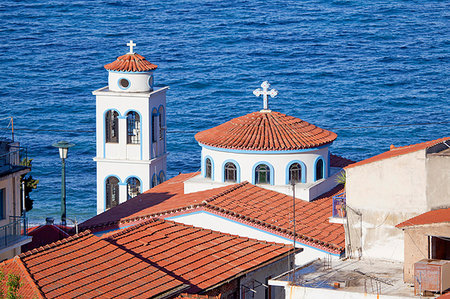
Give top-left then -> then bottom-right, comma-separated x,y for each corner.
396,208 -> 450,228
0,257 -> 44,298
17,230 -> 187,298
104,53 -> 157,72
106,219 -> 294,293
195,111 -> 337,151
81,164 -> 348,254
345,137 -> 450,169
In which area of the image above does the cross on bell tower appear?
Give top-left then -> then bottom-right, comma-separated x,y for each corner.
253,81 -> 278,111
127,40 -> 136,54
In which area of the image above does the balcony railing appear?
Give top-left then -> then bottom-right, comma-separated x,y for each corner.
332,192 -> 346,218
0,217 -> 28,250
0,145 -> 28,174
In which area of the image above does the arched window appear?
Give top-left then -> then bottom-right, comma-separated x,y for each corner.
205,158 -> 212,179
224,162 -> 237,182
127,112 -> 140,144
289,163 -> 302,184
255,164 -> 270,184
159,171 -> 165,184
105,110 -> 119,143
105,177 -> 119,209
152,174 -> 158,188
315,158 -> 324,181
158,106 -> 164,141
152,110 -> 158,143
127,177 -> 141,200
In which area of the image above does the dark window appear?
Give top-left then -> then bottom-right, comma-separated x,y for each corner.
105,110 -> 119,143
106,177 -> 119,209
431,236 -> 450,260
316,158 -> 324,181
127,112 -> 140,144
159,172 -> 165,184
205,158 -> 212,178
224,162 -> 237,182
152,112 -> 157,143
127,177 -> 141,200
0,189 -> 4,220
152,175 -> 158,188
159,106 -> 164,141
289,163 -> 302,183
255,164 -> 270,184
119,78 -> 130,89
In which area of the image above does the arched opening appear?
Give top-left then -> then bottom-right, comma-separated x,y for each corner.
152,109 -> 158,143
158,106 -> 164,141
289,163 -> 302,184
205,158 -> 212,179
315,158 -> 324,181
126,177 -> 141,200
224,162 -> 237,182
127,111 -> 140,144
152,174 -> 158,188
159,171 -> 165,184
105,176 -> 119,209
105,110 -> 119,143
255,164 -> 270,184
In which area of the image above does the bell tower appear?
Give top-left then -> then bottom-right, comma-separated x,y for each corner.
93,41 -> 168,214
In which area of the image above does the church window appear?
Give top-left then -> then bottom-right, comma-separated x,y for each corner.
105,177 -> 119,209
105,110 -> 119,143
224,162 -> 237,182
159,171 -> 165,184
148,75 -> 154,89
255,164 -> 270,184
152,110 -> 158,143
205,158 -> 212,178
315,158 -> 324,181
126,177 -> 141,200
119,78 -> 130,89
127,111 -> 140,144
159,106 -> 164,141
289,163 -> 302,184
152,174 -> 158,188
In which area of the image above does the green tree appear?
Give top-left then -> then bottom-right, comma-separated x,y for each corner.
20,158 -> 39,212
0,271 -> 22,299
335,171 -> 346,186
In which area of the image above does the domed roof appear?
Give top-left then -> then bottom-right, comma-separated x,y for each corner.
104,53 -> 158,72
195,111 -> 337,151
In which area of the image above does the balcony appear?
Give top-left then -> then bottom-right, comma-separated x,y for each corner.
0,141 -> 28,176
332,191 -> 346,219
0,217 -> 31,254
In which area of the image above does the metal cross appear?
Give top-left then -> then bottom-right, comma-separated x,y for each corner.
253,81 -> 278,111
127,40 -> 136,54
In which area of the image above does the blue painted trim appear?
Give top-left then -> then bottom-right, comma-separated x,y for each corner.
147,75 -> 154,89
166,211 -> 340,256
151,173 -> 158,188
222,159 -> 241,183
327,151 -> 330,178
203,155 -> 214,180
151,108 -> 158,159
157,105 -> 165,153
103,109 -> 122,158
158,170 -> 166,183
252,161 -> 274,185
285,160 -> 307,184
93,224 -> 134,237
125,175 -> 143,186
108,70 -> 153,74
198,142 -> 331,154
125,110 -> 143,160
314,156 -> 325,181
117,77 -> 131,90
104,175 -> 121,212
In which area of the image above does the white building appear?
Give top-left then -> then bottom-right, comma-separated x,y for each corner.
93,41 -> 168,214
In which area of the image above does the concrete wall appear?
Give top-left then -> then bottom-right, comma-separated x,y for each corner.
345,150 -> 430,261
402,223 -> 450,283
282,285 -> 412,299
426,154 -> 450,210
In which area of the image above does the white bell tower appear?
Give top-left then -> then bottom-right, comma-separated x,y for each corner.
93,41 -> 168,214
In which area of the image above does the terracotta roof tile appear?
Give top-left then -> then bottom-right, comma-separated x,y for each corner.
195,111 -> 337,151
346,137 -> 450,169
396,208 -> 450,228
104,53 -> 157,72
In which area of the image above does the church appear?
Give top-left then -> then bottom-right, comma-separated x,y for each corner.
84,41 -> 352,266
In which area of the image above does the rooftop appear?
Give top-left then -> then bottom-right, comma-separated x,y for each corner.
346,136 -> 450,169
104,53 -> 158,72
396,207 -> 450,228
195,111 -> 337,151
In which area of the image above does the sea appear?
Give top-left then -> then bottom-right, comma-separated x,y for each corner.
0,0 -> 448,225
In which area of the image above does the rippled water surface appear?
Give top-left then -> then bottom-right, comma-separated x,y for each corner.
0,0 -> 448,224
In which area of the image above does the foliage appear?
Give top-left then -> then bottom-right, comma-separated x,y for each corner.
335,171 -> 346,186
19,158 -> 39,212
0,270 -> 22,299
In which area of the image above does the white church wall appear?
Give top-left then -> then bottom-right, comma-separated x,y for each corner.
108,71 -> 153,93
166,211 -> 341,266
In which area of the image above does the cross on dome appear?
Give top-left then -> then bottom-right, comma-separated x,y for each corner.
127,40 -> 136,54
253,81 -> 278,111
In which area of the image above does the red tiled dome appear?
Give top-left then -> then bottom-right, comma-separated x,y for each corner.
195,111 -> 337,151
104,53 -> 158,72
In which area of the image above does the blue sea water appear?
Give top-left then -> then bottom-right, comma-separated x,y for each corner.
0,0 -> 448,225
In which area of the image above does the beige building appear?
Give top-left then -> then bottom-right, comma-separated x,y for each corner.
0,139 -> 32,261
396,208 -> 450,283
344,137 -> 450,261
